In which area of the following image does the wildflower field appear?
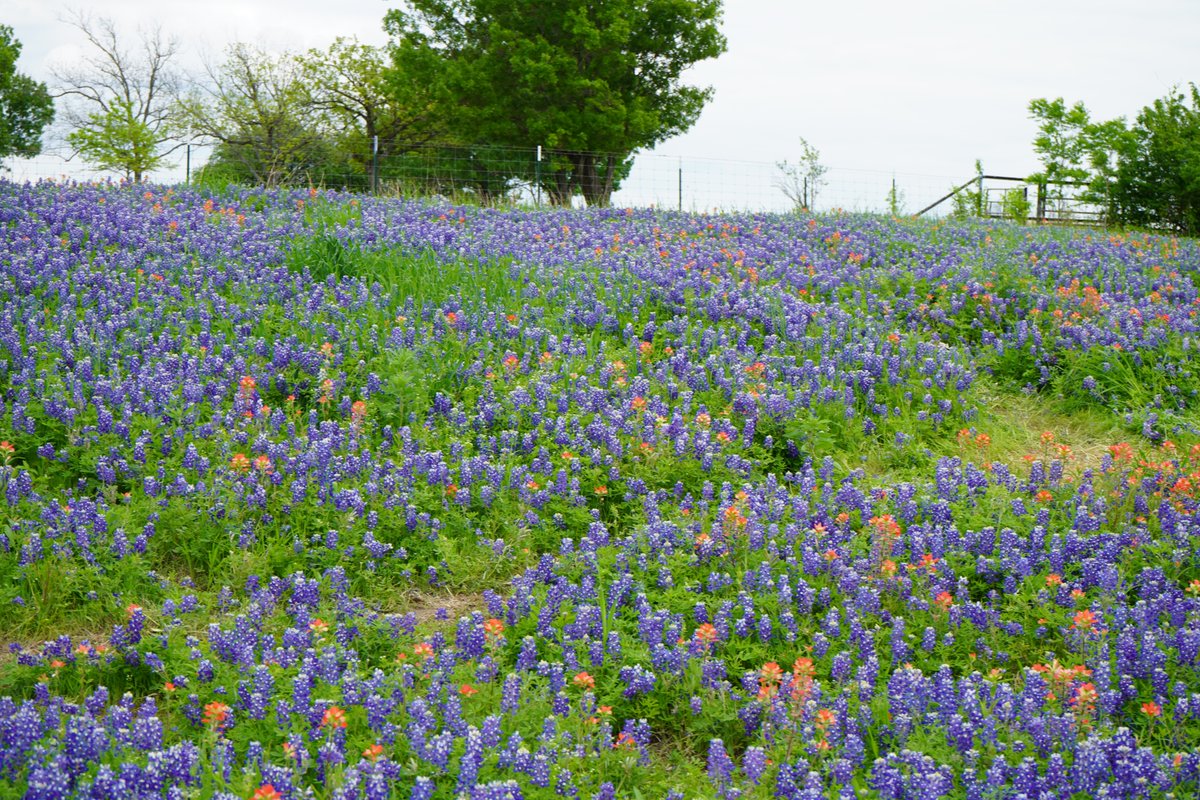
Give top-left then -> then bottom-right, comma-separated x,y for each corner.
2,182 -> 1200,799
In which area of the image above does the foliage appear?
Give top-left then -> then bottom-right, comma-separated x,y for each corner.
885,179 -> 906,216
950,159 -> 984,218
1027,88 -> 1200,233
1028,97 -> 1095,188
1026,97 -> 1130,216
1001,186 -> 1031,223
384,0 -> 727,207
66,99 -> 166,178
0,25 -> 54,160
51,13 -> 184,181
1108,84 -> 1200,235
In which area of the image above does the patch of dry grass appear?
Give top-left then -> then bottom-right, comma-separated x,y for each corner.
969,380 -> 1126,475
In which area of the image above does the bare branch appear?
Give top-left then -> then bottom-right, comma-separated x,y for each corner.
49,9 -> 186,179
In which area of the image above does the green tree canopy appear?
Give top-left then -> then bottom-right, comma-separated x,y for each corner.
0,24 -> 54,160
1028,98 -> 1095,187
1110,85 -> 1200,235
384,0 -> 726,206
1028,87 -> 1200,234
67,99 -> 162,178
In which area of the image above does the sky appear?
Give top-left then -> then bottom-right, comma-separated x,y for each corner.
4,0 -> 1199,212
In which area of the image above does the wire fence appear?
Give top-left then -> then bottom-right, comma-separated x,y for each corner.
1,141 -> 1100,221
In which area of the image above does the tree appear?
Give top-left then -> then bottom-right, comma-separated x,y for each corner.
384,0 -> 726,206
0,25 -> 54,160
67,99 -> 162,177
1109,85 -> 1200,235
774,137 -> 827,211
179,43 -> 327,188
298,37 -> 444,189
885,179 -> 906,216
51,12 -> 184,181
1028,98 -> 1093,188
1027,97 -> 1132,217
1027,89 -> 1199,232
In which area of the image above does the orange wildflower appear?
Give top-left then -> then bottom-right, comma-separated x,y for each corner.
1072,682 -> 1098,721
321,705 -> 347,729
613,732 -> 637,750
203,701 -> 231,729
760,661 -> 784,685
1109,442 -> 1134,461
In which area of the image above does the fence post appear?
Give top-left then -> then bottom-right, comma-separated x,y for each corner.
185,144 -> 191,185
1036,181 -> 1046,223
372,136 -> 379,194
677,158 -> 682,212
535,145 -> 542,206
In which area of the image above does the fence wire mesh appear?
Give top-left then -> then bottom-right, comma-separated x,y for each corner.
2,141 -> 1095,221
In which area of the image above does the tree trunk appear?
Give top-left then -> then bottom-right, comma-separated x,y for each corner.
579,154 -> 616,207
544,163 -> 573,206
364,118 -> 378,192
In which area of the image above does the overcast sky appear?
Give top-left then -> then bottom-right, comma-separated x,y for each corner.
5,0 -> 1199,210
